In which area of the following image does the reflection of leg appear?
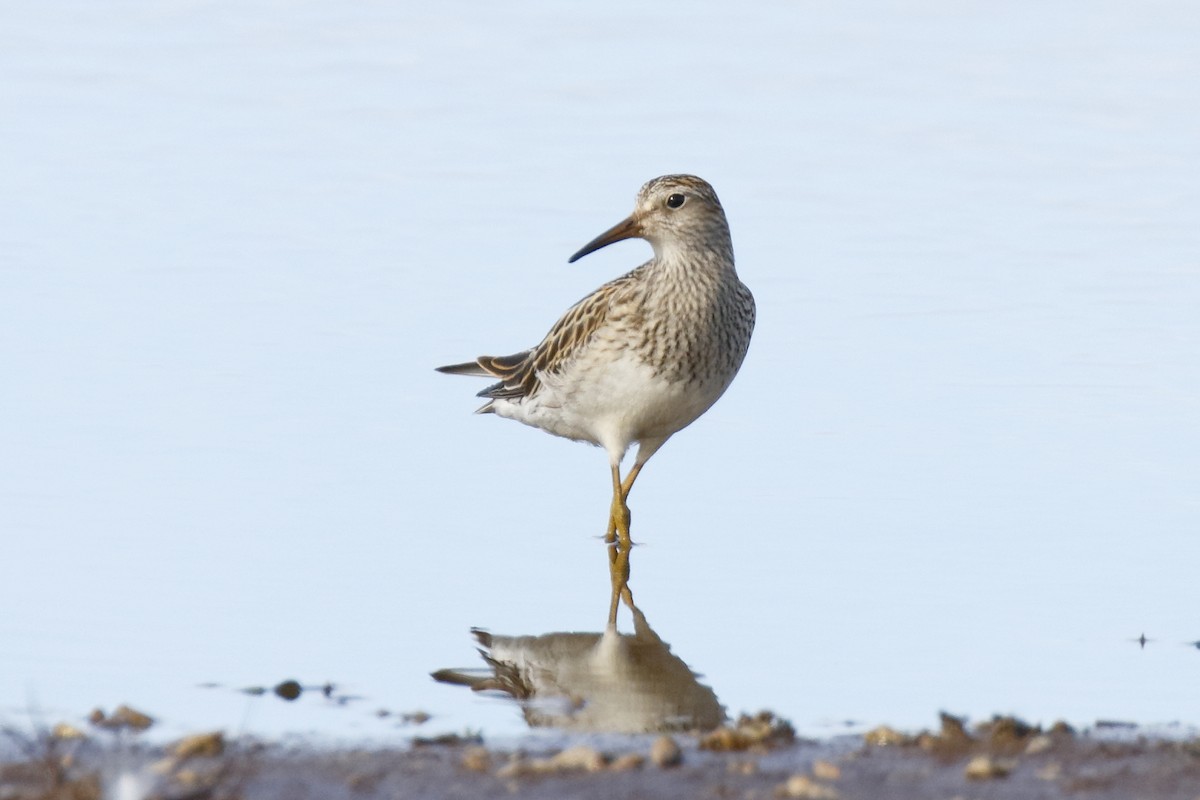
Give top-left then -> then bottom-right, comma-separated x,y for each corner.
613,460 -> 646,616
604,464 -> 619,624
606,441 -> 663,626
606,463 -> 631,626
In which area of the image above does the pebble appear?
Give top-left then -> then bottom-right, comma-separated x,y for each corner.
609,753 -> 645,771
700,711 -> 796,752
780,774 -> 840,799
964,755 -> 1015,780
89,704 -> 154,732
497,744 -> 609,777
862,726 -> 911,747
551,745 -> 606,772
171,731 -> 224,759
650,735 -> 683,768
52,723 -> 87,740
460,746 -> 490,773
1024,734 -> 1055,756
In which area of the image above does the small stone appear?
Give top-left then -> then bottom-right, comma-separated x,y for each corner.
862,726 -> 911,747
700,711 -> 796,752
460,746 -> 491,772
609,753 -> 644,771
982,715 -> 1036,754
650,735 -> 682,768
939,712 -> 972,741
52,723 -> 87,740
1048,720 -> 1075,737
779,774 -> 840,799
1024,734 -> 1055,756
915,712 -> 975,758
549,744 -> 606,772
90,704 -> 154,732
113,704 -> 154,731
811,760 -> 841,781
964,755 -> 1014,780
727,759 -> 758,776
497,746 -> 607,777
700,726 -> 741,751
171,731 -> 224,759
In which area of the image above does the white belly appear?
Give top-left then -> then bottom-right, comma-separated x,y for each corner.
490,352 -> 726,460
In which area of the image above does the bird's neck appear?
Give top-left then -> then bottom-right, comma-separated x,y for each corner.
649,229 -> 736,277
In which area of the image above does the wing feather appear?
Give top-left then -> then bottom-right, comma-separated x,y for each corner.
437,270 -> 640,406
489,272 -> 639,403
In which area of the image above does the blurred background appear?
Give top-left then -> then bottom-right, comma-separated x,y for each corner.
2,0 -> 1197,740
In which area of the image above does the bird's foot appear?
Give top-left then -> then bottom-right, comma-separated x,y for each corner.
605,498 -> 636,625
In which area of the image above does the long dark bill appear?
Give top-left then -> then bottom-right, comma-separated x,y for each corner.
567,215 -> 643,263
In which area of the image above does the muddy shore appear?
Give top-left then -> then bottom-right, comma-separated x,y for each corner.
4,710 -> 1199,799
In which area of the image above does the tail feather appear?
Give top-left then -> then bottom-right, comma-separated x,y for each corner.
477,352 -> 527,378
435,360 -> 491,377
438,350 -> 536,405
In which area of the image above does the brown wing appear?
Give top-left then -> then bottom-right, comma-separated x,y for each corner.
471,272 -> 636,403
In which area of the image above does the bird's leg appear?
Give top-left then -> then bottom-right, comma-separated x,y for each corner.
604,462 -> 624,623
604,459 -> 652,624
620,461 -> 645,501
607,463 -> 635,626
603,465 -> 620,573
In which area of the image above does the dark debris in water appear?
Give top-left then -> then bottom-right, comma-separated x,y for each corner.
273,679 -> 302,701
412,731 -> 484,748
374,709 -> 432,725
234,679 -> 336,702
198,677 -> 403,724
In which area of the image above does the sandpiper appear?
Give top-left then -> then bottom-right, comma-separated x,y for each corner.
437,175 -> 755,626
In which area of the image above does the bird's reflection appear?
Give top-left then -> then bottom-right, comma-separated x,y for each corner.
432,603 -> 724,733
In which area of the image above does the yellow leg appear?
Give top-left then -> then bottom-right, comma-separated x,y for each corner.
620,461 -> 645,500
606,464 -> 629,624
606,461 -> 646,626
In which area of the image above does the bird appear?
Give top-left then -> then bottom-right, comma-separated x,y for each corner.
436,175 -> 755,626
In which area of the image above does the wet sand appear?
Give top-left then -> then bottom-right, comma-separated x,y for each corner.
4,712 -> 1199,799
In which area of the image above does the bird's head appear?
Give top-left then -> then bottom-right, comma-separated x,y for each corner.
568,175 -> 730,264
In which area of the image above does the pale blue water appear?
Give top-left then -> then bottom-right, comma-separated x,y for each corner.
2,0 -> 1198,741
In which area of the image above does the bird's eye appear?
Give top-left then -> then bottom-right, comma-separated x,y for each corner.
666,193 -> 686,209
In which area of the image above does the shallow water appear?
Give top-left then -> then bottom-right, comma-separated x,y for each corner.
2,0 -> 1198,742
